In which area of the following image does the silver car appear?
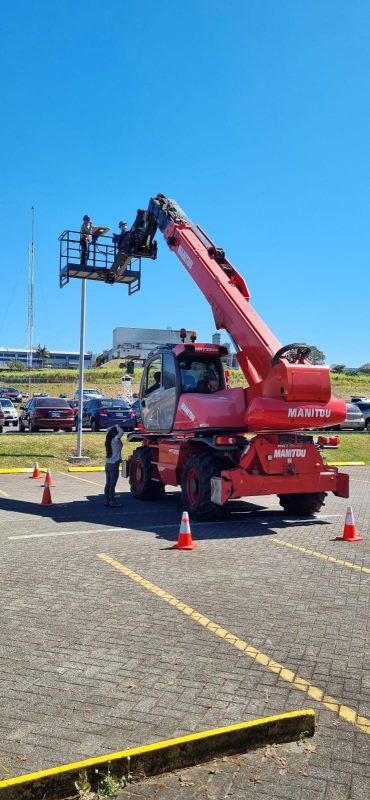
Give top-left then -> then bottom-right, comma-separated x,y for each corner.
338,403 -> 365,431
0,398 -> 19,427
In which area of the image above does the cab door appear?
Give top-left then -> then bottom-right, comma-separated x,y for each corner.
159,351 -> 177,432
141,356 -> 163,431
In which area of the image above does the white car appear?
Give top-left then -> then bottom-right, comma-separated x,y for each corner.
73,388 -> 102,400
0,398 -> 19,427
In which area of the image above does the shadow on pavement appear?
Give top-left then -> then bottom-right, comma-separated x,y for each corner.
0,490 -> 329,543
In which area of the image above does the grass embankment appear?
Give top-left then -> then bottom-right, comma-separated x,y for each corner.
0,432 -> 369,472
1,365 -> 370,470
2,362 -> 370,402
0,433 -> 137,472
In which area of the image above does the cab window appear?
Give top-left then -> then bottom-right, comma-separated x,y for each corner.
144,357 -> 162,396
178,356 -> 222,393
162,352 -> 176,390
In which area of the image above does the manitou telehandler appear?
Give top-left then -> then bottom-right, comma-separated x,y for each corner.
72,194 -> 349,520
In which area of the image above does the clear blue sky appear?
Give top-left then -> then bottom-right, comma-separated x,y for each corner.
1,0 -> 369,367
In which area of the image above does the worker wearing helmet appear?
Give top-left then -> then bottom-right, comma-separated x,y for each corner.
80,214 -> 93,266
114,220 -> 129,253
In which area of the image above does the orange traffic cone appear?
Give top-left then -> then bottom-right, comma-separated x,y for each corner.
336,506 -> 363,542
43,468 -> 54,487
172,511 -> 198,550
30,462 -> 40,479
41,484 -> 52,506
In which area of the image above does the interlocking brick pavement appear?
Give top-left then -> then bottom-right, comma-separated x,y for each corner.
0,466 -> 369,798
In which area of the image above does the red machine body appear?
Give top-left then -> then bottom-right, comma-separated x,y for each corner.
125,195 -> 348,519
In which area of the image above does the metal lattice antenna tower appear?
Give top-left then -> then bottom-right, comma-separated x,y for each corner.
28,206 -> 35,369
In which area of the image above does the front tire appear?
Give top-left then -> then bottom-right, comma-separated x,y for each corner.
181,451 -> 221,520
129,446 -> 165,499
366,419 -> 370,432
29,421 -> 38,433
91,419 -> 99,432
278,492 -> 326,515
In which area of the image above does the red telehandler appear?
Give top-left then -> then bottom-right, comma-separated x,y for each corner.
118,194 -> 349,519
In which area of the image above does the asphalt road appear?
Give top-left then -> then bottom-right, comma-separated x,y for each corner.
0,468 -> 369,799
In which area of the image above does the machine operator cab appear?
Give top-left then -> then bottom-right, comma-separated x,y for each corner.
139,343 -> 226,433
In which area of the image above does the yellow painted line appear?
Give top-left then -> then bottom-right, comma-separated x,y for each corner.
97,553 -> 370,736
0,467 -> 47,474
68,465 -> 104,472
0,488 -> 9,497
327,461 -> 365,466
272,538 -> 370,574
0,709 -> 314,793
61,472 -> 104,488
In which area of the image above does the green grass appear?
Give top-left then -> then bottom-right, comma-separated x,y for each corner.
323,434 -> 370,464
1,366 -> 369,471
0,433 -> 136,472
0,431 -> 369,472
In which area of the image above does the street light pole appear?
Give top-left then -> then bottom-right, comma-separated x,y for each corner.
76,279 -> 87,458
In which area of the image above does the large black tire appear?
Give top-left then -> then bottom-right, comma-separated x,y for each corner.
29,421 -> 38,433
366,419 -> 370,432
91,419 -> 99,432
129,446 -> 165,500
278,492 -> 326,516
181,451 -> 222,520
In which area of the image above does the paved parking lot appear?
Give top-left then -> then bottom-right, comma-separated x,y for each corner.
0,467 -> 369,798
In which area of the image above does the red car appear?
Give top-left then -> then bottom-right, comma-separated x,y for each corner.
0,386 -> 22,403
19,397 -> 75,432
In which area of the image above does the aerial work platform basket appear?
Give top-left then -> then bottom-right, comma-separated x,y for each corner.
59,229 -> 141,294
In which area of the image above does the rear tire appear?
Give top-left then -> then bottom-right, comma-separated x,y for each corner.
278,492 -> 326,515
91,419 -> 99,432
29,421 -> 38,433
366,419 -> 370,432
181,451 -> 222,520
129,446 -> 165,499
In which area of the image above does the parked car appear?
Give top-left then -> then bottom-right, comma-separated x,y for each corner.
130,398 -> 142,425
19,397 -> 75,432
67,399 -> 84,428
351,396 -> 370,404
0,406 -> 4,433
0,386 -> 22,403
83,397 -> 136,431
73,388 -> 102,400
350,401 -> 370,432
0,398 -> 19,427
337,403 -> 365,431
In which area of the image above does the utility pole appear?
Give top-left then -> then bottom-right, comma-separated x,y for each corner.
28,206 -> 35,393
76,279 -> 87,458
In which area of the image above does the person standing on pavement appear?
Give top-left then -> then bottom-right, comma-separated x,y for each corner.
80,214 -> 93,265
104,425 -> 124,507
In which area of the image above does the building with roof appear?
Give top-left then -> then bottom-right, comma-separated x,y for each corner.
0,348 -> 95,370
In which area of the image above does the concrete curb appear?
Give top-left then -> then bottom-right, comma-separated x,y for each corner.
0,468 -> 47,474
327,461 -> 365,466
68,465 -> 104,472
0,709 -> 314,799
